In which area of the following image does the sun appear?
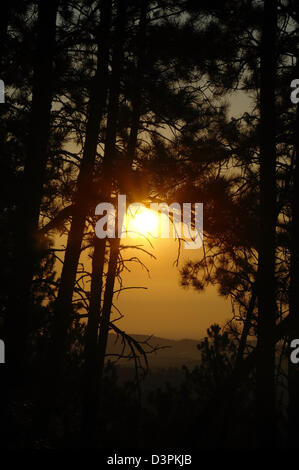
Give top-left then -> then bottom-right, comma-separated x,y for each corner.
126,206 -> 159,238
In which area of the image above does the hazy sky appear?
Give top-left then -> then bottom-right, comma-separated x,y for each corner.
111,93 -> 252,340
113,228 -> 231,340
53,91 -> 251,340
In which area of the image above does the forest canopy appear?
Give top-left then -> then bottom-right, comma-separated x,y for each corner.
1,0 -> 299,451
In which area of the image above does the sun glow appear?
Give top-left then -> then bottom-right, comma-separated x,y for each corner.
126,207 -> 160,238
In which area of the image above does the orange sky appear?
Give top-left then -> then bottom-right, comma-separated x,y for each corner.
53,218 -> 231,340
112,231 -> 231,340
52,92 -> 250,340
108,93 -> 251,340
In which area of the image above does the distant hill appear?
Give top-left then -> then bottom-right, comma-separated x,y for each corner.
105,334 -> 260,392
106,333 -> 201,370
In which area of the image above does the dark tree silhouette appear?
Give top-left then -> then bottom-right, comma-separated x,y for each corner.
2,0 -> 299,450
6,0 -> 59,382
48,0 -> 112,390
288,60 -> 299,448
80,0 -> 128,447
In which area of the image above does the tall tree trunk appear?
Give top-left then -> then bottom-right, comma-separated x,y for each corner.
96,0 -> 148,395
80,0 -> 129,446
288,60 -> 299,448
49,0 -> 112,371
256,0 -> 278,448
80,237 -> 107,446
36,1 -> 112,437
96,234 -> 121,378
6,0 -> 58,380
80,0 -> 147,447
